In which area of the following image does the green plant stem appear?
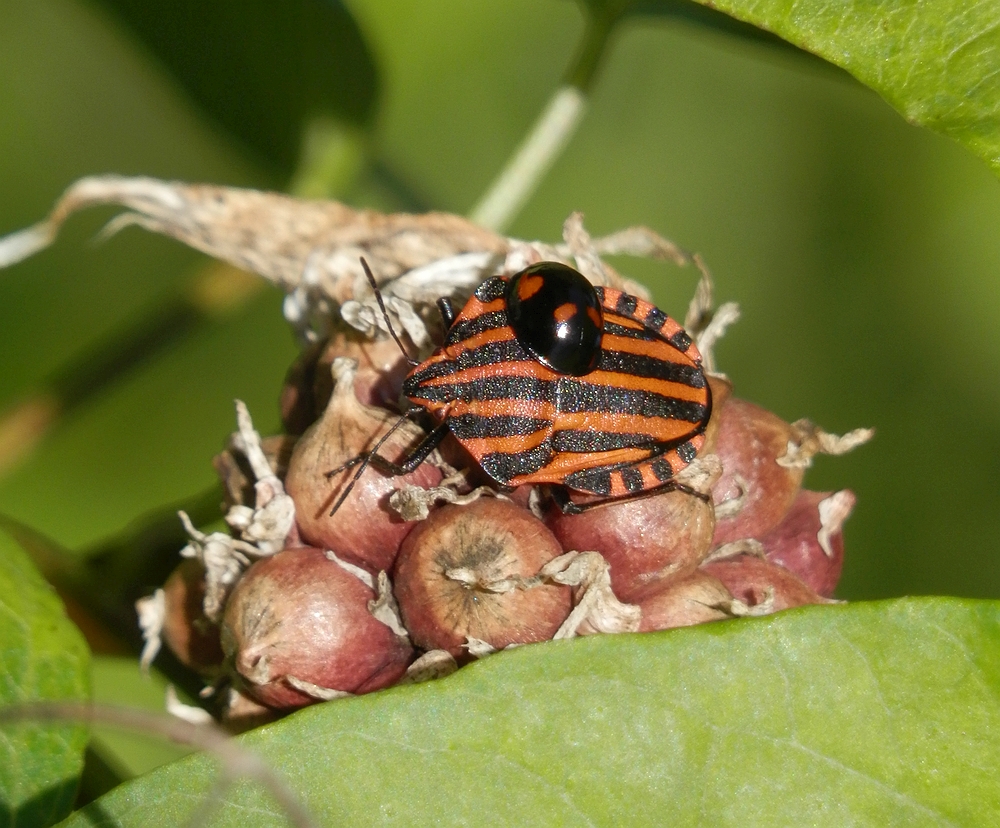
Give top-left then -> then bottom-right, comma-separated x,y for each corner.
468,86 -> 588,233
468,6 -> 621,233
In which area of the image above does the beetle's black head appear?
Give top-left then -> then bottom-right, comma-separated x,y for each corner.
505,262 -> 603,376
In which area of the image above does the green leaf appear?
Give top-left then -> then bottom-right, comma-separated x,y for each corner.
635,0 -> 1000,176
0,528 -> 90,828
62,598 -> 1000,827
90,0 -> 379,174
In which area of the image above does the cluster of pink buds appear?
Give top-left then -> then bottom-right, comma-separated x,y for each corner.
140,250 -> 870,725
0,176 -> 869,722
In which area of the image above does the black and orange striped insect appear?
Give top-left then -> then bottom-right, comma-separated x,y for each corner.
329,259 -> 712,514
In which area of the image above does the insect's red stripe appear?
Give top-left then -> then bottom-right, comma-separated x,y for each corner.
639,463 -> 662,491
587,368 -> 706,402
460,430 -> 552,458
416,358 -> 546,388
418,346 -> 706,403
446,409 -> 694,465
444,397 -> 702,441
446,398 -> 548,420
459,296 -> 506,316
606,314 -> 645,332
504,446 -> 656,487
450,325 -> 520,353
600,329 -> 697,367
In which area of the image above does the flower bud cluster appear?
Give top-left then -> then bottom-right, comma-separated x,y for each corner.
139,230 -> 870,723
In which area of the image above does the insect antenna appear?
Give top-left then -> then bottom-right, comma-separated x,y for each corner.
360,257 -> 419,367
326,414 -> 414,516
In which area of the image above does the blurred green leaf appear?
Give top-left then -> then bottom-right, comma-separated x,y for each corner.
90,0 -> 379,174
62,598 -> 1000,827
630,0 -> 1000,177
0,527 -> 90,828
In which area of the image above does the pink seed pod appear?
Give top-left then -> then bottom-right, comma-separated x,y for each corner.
161,559 -> 225,675
221,547 -> 413,709
281,331 -> 412,435
635,570 -> 734,632
545,479 -> 717,603
284,358 -> 443,573
701,374 -> 733,454
711,399 -> 805,545
312,330 -> 412,414
701,554 -> 830,614
393,498 -> 571,657
760,489 -> 856,598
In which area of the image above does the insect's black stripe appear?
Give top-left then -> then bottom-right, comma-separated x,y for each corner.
452,338 -> 526,369
615,293 -> 638,316
474,277 -> 507,303
602,320 -> 652,340
564,467 -> 613,496
480,443 -> 553,484
676,440 -> 698,464
651,458 -> 674,482
644,306 -> 668,332
445,310 -> 508,345
448,413 -> 550,439
551,429 -> 658,453
619,466 -> 644,493
411,376 -> 708,423
602,319 -> 695,356
558,379 -> 708,423
668,331 -> 693,352
598,349 -> 706,388
404,339 -> 528,392
404,358 -> 463,388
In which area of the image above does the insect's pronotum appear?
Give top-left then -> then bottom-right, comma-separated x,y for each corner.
328,259 -> 712,514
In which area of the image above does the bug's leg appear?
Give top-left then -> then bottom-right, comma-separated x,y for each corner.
671,482 -> 711,503
366,420 -> 450,476
327,420 -> 450,516
549,486 -> 584,515
552,481 -> 679,514
324,454 -> 366,479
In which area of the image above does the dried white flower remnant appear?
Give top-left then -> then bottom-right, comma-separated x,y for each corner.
0,176 -> 717,347
136,588 -> 166,672
225,401 -> 296,554
779,421 -> 875,469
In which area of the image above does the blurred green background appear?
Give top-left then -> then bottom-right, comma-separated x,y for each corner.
4,0 -> 1000,794
1,0 -> 999,628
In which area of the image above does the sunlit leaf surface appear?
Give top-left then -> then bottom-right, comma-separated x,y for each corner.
658,0 -> 1000,176
63,599 -> 1000,827
0,528 -> 90,828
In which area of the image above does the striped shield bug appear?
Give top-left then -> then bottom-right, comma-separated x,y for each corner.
329,259 -> 712,514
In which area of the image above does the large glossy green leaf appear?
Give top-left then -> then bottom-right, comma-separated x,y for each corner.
90,0 -> 379,173
61,598 -> 1000,827
0,528 -> 90,828
633,0 -> 1000,176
